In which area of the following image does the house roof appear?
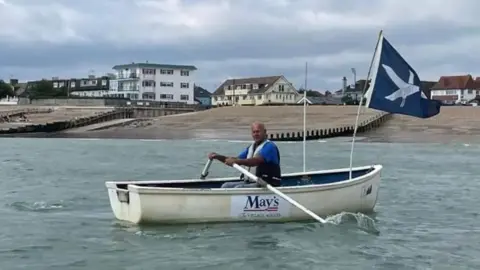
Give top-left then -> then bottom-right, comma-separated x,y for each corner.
431,75 -> 476,90
212,75 -> 282,95
112,62 -> 197,71
475,77 -> 480,90
194,86 -> 211,98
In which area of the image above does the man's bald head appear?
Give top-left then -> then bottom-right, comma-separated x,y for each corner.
251,121 -> 266,131
251,121 -> 267,143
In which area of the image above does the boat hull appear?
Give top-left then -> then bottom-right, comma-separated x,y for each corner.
105,165 -> 382,224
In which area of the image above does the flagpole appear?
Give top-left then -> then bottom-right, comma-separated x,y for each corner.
348,30 -> 383,179
303,61 -> 307,172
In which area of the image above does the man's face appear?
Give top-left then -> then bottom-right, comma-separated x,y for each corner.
251,124 -> 265,143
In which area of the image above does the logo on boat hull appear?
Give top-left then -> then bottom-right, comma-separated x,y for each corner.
230,195 -> 290,218
361,184 -> 373,197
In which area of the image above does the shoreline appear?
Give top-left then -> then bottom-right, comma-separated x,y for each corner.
2,126 -> 479,144
0,105 -> 479,144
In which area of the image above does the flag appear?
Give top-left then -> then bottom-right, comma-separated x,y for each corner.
364,33 -> 442,118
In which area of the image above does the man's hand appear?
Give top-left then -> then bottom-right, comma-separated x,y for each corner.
208,152 -> 217,160
224,157 -> 238,166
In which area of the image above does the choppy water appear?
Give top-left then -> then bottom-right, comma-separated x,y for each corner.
0,137 -> 479,269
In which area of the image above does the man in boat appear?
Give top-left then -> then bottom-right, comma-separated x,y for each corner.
208,121 -> 281,188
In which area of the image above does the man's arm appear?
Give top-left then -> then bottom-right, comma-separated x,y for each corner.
233,143 -> 277,167
211,147 -> 248,163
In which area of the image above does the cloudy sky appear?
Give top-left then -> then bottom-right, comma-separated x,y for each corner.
0,0 -> 478,92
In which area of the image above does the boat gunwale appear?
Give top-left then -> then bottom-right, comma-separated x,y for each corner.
105,164 -> 382,195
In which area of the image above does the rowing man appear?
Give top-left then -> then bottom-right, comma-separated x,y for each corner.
208,121 -> 282,188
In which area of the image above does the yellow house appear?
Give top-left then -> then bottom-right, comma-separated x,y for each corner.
211,75 -> 300,106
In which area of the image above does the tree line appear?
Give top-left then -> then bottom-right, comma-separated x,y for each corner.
0,79 -> 68,99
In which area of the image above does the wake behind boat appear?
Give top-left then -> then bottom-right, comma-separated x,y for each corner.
105,165 -> 382,224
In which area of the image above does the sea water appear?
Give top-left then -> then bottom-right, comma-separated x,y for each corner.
0,138 -> 478,269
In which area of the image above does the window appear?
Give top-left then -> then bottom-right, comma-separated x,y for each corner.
142,93 -> 156,100
279,85 -> 285,92
181,70 -> 189,76
180,94 -> 189,100
446,90 -> 456,95
160,94 -> 174,99
160,69 -> 174,75
180,83 -> 189,88
142,68 -> 156,75
160,81 -> 174,87
142,80 -> 156,87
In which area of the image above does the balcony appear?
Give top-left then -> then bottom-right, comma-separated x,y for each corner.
118,86 -> 140,91
117,73 -> 140,80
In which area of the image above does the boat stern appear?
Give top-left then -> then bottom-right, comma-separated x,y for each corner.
105,182 -> 143,224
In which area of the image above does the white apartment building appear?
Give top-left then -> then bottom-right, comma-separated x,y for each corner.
107,62 -> 197,104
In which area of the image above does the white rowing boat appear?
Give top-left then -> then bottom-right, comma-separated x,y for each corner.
105,164 -> 382,224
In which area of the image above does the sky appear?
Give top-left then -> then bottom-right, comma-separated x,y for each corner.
0,0 -> 479,92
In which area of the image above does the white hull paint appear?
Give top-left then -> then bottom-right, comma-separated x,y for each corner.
105,165 -> 382,225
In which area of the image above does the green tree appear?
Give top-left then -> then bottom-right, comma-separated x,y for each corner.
28,80 -> 67,98
0,80 -> 15,99
298,89 -> 322,97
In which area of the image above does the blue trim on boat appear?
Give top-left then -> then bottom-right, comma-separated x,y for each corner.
124,167 -> 374,189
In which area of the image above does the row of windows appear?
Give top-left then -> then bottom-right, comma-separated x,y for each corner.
213,94 -> 295,101
141,93 -> 189,100
141,81 -> 190,88
53,79 -> 108,88
141,68 -> 190,76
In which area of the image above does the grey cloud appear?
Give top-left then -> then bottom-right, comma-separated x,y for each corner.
0,0 -> 479,91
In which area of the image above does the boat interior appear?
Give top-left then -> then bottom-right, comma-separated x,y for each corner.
115,167 -> 375,190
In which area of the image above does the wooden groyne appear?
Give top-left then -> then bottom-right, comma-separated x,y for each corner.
0,108 -> 133,135
268,112 -> 392,141
0,108 -> 54,123
0,105 -> 200,135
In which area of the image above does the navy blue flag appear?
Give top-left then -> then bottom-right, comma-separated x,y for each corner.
364,34 -> 441,118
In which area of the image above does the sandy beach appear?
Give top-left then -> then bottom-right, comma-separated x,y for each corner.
363,106 -> 480,143
58,105 -> 383,140
59,105 -> 480,143
2,105 -> 480,143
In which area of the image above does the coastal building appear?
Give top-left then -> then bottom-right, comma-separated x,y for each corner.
194,86 -> 212,106
211,75 -> 299,106
107,62 -> 197,104
68,75 -> 110,97
332,77 -> 368,105
430,75 -> 480,105
24,75 -> 111,98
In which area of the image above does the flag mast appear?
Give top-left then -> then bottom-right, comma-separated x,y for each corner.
348,30 -> 384,179
303,61 -> 308,172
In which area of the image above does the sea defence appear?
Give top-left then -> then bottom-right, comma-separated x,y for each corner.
269,111 -> 391,141
0,105 -> 202,136
69,105 -> 392,141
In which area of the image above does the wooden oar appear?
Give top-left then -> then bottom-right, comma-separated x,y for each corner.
200,159 -> 213,179
232,163 -> 327,224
